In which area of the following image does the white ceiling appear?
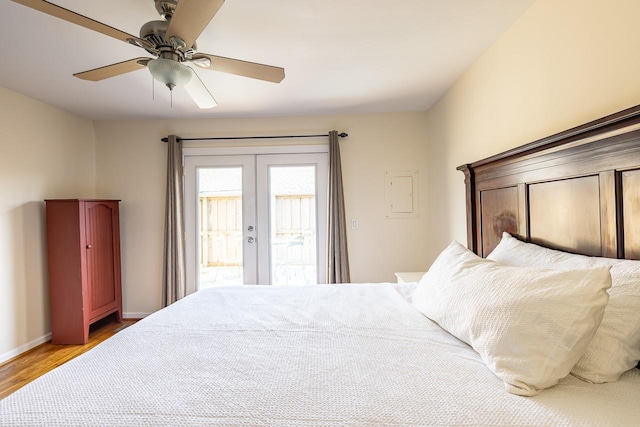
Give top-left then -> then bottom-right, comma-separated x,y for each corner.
1,0 -> 534,121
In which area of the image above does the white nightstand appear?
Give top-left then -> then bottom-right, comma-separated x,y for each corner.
394,272 -> 426,284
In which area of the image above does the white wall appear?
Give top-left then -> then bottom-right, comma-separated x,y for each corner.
0,87 -> 95,362
424,0 -> 640,260
93,112 -> 429,316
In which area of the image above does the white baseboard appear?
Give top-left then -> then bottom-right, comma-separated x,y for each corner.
1,314 -> 152,364
123,312 -> 152,319
0,333 -> 52,365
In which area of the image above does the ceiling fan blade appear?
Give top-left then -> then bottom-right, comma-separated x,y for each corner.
166,0 -> 224,49
184,68 -> 217,109
74,58 -> 151,82
11,0 -> 148,47
191,53 -> 285,83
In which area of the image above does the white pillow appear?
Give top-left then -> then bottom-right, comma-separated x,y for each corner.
488,232 -> 640,383
487,232 -> 619,270
413,241 -> 611,396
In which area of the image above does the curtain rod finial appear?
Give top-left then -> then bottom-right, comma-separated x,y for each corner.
339,132 -> 348,138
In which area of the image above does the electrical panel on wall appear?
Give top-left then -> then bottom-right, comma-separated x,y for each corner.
385,170 -> 419,219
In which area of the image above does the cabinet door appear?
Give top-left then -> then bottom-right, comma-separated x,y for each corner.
85,201 -> 119,318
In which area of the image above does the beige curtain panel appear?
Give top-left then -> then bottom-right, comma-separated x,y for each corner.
162,135 -> 186,306
327,130 -> 350,283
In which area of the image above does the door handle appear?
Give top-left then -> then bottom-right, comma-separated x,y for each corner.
247,237 -> 255,243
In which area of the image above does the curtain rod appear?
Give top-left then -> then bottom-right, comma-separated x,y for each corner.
161,132 -> 348,142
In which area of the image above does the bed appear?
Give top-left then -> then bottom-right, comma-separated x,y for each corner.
2,106 -> 640,425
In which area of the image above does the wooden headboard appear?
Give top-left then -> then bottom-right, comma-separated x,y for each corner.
458,105 -> 640,259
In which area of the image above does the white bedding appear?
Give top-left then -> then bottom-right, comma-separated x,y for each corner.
1,284 -> 639,426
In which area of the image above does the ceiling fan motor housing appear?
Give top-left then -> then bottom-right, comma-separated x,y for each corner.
140,19 -> 196,59
140,20 -> 170,50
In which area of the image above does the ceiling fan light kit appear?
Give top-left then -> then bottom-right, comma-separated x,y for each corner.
11,0 -> 285,109
148,58 -> 193,90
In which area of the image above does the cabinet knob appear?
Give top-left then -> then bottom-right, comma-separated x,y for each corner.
86,244 -> 92,249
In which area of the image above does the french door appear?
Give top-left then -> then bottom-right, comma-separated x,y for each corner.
184,151 -> 328,292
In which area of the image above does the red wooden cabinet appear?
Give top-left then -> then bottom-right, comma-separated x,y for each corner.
45,199 -> 123,344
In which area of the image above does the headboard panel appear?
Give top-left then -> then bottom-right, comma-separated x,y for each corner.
458,105 -> 640,259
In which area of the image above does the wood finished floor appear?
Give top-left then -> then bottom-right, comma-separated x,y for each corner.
0,317 -> 138,400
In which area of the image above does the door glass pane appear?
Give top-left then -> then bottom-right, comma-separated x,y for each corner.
269,165 -> 317,285
198,167 -> 243,288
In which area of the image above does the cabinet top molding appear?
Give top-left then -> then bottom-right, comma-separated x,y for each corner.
45,199 -> 121,202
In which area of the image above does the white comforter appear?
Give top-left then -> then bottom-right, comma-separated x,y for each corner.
2,284 -> 640,426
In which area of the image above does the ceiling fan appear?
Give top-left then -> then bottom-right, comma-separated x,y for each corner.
11,0 -> 285,109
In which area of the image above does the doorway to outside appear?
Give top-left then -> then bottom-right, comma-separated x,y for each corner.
184,148 -> 328,292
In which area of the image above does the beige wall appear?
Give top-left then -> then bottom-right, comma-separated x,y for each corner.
93,112 -> 430,316
0,87 -> 95,361
425,0 -> 640,260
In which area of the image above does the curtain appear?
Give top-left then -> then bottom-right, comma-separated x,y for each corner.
327,130 -> 350,283
162,135 -> 186,306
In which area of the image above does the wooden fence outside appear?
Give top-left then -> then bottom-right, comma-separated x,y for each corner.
199,195 -> 316,267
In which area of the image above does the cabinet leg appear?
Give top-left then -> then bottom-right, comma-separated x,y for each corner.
83,322 -> 90,345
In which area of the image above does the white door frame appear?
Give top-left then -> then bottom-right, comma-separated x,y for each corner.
183,145 -> 328,294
